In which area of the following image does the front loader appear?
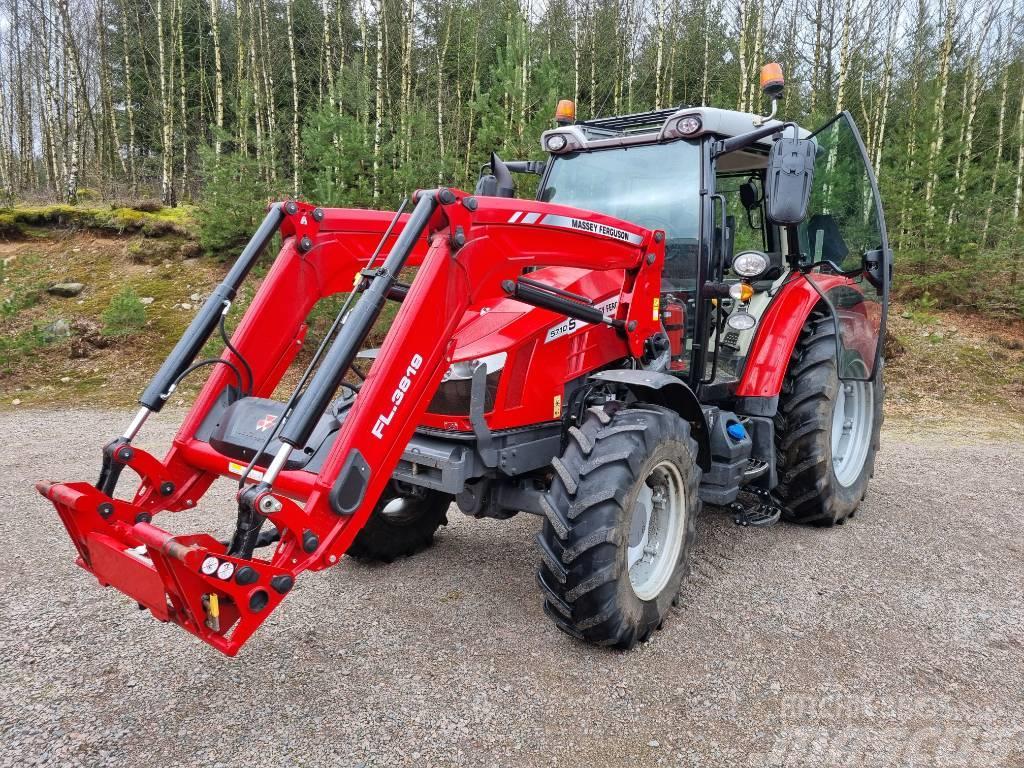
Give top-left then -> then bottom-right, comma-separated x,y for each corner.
39,65 -> 892,654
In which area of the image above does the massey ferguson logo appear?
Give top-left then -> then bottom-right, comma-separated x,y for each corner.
372,353 -> 423,439
255,414 -> 278,432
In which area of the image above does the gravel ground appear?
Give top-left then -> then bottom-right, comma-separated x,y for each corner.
1,408 -> 1022,768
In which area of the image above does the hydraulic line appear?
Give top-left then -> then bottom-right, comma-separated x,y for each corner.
219,310 -> 254,394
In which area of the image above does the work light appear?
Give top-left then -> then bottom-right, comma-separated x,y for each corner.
546,134 -> 568,152
727,310 -> 757,332
732,250 -> 769,278
678,116 -> 702,136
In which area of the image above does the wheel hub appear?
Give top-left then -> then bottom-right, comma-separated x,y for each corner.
831,363 -> 874,488
627,461 -> 686,601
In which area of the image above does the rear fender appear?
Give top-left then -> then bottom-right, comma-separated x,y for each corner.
588,369 -> 710,471
736,274 -> 855,399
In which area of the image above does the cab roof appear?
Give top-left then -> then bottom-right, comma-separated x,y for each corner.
541,106 -> 810,152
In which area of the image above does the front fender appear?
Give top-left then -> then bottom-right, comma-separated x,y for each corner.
589,369 -> 710,471
735,273 -> 856,398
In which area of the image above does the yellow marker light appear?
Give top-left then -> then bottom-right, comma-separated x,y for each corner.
760,63 -> 785,98
729,282 -> 755,302
555,99 -> 576,125
652,297 -> 661,322
208,592 -> 220,619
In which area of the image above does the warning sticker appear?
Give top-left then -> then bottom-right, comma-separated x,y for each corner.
228,461 -> 264,481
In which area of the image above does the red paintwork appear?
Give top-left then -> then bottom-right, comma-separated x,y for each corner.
735,272 -> 880,398
39,190 -> 664,655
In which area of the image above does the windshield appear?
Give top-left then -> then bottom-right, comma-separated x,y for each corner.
540,139 -> 702,288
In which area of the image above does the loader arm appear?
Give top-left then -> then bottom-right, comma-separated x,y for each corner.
38,188 -> 663,655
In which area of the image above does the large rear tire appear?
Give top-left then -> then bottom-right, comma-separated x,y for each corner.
774,311 -> 883,526
536,404 -> 701,649
347,482 -> 451,563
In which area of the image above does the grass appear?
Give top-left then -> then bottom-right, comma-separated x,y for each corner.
0,203 -> 198,240
101,287 -> 147,337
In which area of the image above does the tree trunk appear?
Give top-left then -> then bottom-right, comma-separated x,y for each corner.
211,0 -> 225,158
157,0 -> 174,205
924,0 -> 956,229
287,0 -> 301,196
373,0 -> 384,200
983,7 -> 1015,244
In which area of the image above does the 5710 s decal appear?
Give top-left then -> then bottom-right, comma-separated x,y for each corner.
544,297 -> 619,344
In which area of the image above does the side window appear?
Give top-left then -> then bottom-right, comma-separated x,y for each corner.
800,113 -> 890,380
715,173 -> 767,262
799,120 -> 883,274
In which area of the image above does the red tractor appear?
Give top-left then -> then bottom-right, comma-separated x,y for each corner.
38,66 -> 890,655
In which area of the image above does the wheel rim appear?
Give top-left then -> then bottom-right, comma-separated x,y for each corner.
627,460 -> 686,601
830,360 -> 874,488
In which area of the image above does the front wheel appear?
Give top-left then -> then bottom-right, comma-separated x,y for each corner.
347,482 -> 451,563
774,311 -> 883,525
536,404 -> 701,649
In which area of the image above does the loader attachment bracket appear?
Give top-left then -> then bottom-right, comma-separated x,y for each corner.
38,480 -> 294,656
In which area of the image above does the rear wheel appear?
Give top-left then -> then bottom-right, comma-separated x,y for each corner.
536,404 -> 701,649
347,482 -> 451,562
774,311 -> 883,525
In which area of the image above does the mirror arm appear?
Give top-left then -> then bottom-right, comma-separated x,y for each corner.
505,160 -> 547,176
713,121 -> 795,157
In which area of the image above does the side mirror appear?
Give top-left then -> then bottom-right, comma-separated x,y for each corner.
863,247 -> 892,291
765,137 -> 815,225
473,152 -> 517,198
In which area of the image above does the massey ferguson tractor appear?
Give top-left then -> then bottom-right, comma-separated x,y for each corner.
38,65 -> 890,655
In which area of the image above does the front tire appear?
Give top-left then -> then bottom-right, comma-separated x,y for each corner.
347,482 -> 451,563
536,404 -> 701,649
774,311 -> 883,525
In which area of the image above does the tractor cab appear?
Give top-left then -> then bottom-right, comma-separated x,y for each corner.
518,76 -> 889,404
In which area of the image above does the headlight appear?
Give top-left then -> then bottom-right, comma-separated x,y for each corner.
427,352 -> 507,415
678,116 -> 702,135
545,134 -> 568,152
733,250 -> 769,278
726,310 -> 757,332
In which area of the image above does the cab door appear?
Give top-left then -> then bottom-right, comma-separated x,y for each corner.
799,111 -> 891,380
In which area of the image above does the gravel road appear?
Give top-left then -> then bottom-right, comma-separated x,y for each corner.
1,408 -> 1022,768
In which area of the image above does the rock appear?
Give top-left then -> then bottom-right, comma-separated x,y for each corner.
181,303 -> 192,311
44,319 -> 71,338
11,398 -> 21,405
189,292 -> 202,302
47,282 -> 85,298
139,297 -> 155,305
900,311 -> 912,319
59,377 -> 70,383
